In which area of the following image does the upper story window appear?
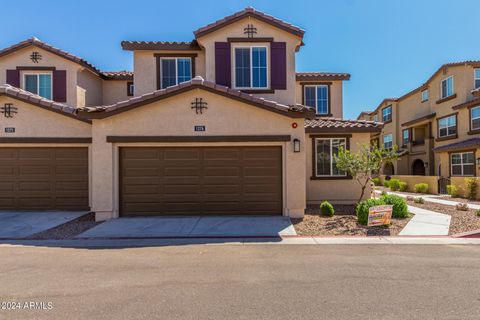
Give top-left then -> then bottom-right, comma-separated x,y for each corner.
314,138 -> 346,177
160,57 -> 192,89
441,76 -> 454,99
234,46 -> 268,89
373,114 -> 378,122
421,89 -> 429,102
470,105 -> 480,131
402,129 -> 409,146
23,72 -> 52,100
437,114 -> 457,138
127,82 -> 134,96
475,69 -> 480,89
383,134 -> 393,149
382,105 -> 392,122
304,85 -> 329,115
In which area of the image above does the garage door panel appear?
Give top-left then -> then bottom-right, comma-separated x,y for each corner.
120,147 -> 282,216
0,148 -> 89,211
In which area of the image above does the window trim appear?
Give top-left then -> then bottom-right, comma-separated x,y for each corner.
159,57 -> 193,89
382,105 -> 392,123
474,68 -> 480,89
232,45 -> 269,90
302,83 -> 331,115
469,105 -> 480,134
22,71 -> 53,99
402,128 -> 410,147
154,53 -> 197,90
310,134 -> 351,180
449,151 -> 475,177
436,113 -> 458,141
126,81 -> 134,96
421,89 -> 429,102
440,76 -> 454,99
383,133 -> 393,149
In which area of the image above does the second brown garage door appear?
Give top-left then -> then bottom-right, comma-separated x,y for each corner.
120,146 -> 282,216
0,148 -> 89,211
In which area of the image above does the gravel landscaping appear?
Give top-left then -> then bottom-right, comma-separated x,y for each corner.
436,195 -> 480,205
291,205 -> 412,236
406,200 -> 480,235
25,213 -> 102,240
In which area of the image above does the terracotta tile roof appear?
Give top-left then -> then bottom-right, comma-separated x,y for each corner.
194,7 -> 305,39
121,41 -> 200,51
472,88 -> 480,97
401,112 -> 436,127
77,76 -> 314,119
0,37 -> 102,76
433,137 -> 480,153
296,72 -> 351,81
100,71 -> 134,81
356,111 -> 374,120
305,117 -> 383,133
0,84 -> 89,123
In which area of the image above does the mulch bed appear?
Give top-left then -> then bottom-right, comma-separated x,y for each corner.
291,205 -> 412,237
406,200 -> 480,235
25,213 -> 103,240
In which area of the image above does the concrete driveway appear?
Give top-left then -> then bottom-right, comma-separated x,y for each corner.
77,216 -> 296,238
0,211 -> 89,239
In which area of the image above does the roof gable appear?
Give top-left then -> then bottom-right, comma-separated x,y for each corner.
194,7 -> 304,39
78,76 -> 313,119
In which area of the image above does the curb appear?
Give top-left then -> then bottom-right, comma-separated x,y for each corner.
451,229 -> 480,238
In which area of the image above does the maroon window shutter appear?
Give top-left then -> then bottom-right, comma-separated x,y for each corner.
270,42 -> 287,90
53,70 -> 67,102
215,42 -> 231,87
6,70 -> 20,87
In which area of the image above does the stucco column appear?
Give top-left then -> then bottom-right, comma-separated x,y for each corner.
91,120 -> 114,221
285,133 -> 306,218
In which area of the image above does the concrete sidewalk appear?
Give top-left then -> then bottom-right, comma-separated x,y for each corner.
375,189 -> 480,209
77,216 -> 297,239
400,205 -> 451,236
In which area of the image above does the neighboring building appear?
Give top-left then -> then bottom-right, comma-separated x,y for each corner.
359,61 -> 480,179
0,8 -> 381,220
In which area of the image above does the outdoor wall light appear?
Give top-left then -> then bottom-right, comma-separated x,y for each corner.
424,162 -> 428,168
293,139 -> 301,153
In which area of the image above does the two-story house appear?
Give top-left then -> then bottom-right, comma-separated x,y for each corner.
0,8 -> 381,220
359,61 -> 480,181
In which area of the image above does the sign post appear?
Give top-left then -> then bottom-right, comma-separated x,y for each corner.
368,205 -> 393,227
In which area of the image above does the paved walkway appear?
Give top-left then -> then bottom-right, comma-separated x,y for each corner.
400,206 -> 451,236
375,189 -> 480,209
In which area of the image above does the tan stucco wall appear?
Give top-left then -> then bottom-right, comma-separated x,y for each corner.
133,50 -> 205,97
77,69 -> 103,107
379,175 -> 439,194
196,16 -> 302,106
306,132 -> 372,204
90,88 -> 306,220
0,96 -> 91,138
450,176 -> 480,200
102,80 -> 131,105
294,80 -> 344,118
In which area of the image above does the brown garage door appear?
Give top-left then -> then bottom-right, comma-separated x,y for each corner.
0,148 -> 89,211
120,147 -> 282,216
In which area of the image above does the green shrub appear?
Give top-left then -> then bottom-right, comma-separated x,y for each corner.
476,209 -> 480,217
399,181 -> 408,192
383,180 -> 391,188
372,177 -> 381,186
464,177 -> 478,200
356,198 -> 385,226
320,201 -> 335,217
414,197 -> 424,204
414,183 -> 429,193
446,184 -> 459,198
380,194 -> 409,218
455,203 -> 469,211
380,190 -> 387,196
389,179 -> 401,191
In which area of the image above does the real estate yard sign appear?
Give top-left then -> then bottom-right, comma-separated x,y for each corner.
368,205 -> 393,226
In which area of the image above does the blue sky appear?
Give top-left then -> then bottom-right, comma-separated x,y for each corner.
2,0 -> 479,118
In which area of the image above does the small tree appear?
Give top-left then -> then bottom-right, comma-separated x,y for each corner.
334,143 -> 398,204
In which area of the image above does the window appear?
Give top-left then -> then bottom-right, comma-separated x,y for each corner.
382,105 -> 392,122
475,69 -> 480,89
451,152 -> 474,176
383,134 -> 393,149
402,129 -> 409,146
127,82 -> 134,96
421,89 -> 429,102
314,138 -> 346,177
438,115 -> 457,138
373,114 -> 378,122
23,73 -> 52,99
441,76 -> 454,99
234,46 -> 268,89
304,85 -> 329,114
160,58 -> 192,89
471,106 -> 480,131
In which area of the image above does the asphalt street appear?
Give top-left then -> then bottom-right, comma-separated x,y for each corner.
0,243 -> 479,320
